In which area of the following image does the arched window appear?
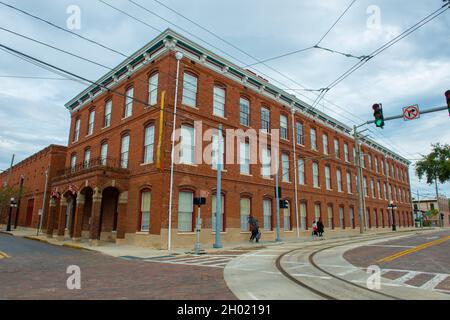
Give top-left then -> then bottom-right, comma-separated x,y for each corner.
104,100 -> 112,128
120,134 -> 130,168
240,97 -> 250,126
100,141 -> 108,166
70,153 -> 77,173
339,206 -> 345,229
144,124 -> 155,164
240,197 -> 251,231
312,162 -> 319,188
73,118 -> 80,142
327,204 -> 334,230
213,85 -> 225,117
87,109 -> 95,136
263,198 -> 272,231
148,73 -> 159,106
178,191 -> 194,232
138,189 -> 151,232
300,202 -> 308,230
182,72 -> 198,107
83,148 -> 91,168
283,201 -> 292,231
124,87 -> 134,118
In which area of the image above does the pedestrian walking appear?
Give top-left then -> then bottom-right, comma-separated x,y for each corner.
312,220 -> 318,239
317,219 -> 324,240
248,215 -> 260,243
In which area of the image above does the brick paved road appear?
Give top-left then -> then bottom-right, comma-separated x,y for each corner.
0,234 -> 236,300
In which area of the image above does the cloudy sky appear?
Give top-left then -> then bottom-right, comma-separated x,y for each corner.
0,0 -> 449,198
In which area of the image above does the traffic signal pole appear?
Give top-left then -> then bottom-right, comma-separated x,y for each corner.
353,125 -> 366,234
366,105 -> 448,125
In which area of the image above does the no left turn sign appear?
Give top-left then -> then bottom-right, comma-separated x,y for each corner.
403,105 -> 420,121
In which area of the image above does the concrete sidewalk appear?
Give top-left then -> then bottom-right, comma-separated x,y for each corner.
0,224 -> 440,259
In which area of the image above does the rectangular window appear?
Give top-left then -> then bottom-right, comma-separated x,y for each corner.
337,169 -> 343,192
120,135 -> 130,168
353,147 -> 357,165
334,139 -> 340,158
100,143 -> 108,166
344,143 -> 349,162
104,100 -> 112,128
263,199 -> 272,231
325,166 -> 331,190
381,161 -> 385,175
84,149 -> 91,168
313,162 -> 319,188
283,203 -> 291,231
384,183 -> 387,200
261,148 -> 271,178
349,207 -> 354,229
148,73 -> 159,106
314,204 -> 321,220
182,73 -> 198,107
296,122 -> 304,145
371,179 -> 375,198
328,205 -> 333,229
339,207 -> 344,229
282,153 -> 290,182
240,198 -> 250,231
363,177 -> 368,197
87,110 -> 95,136
124,87 -> 134,118
368,155 -> 372,169
212,194 -> 225,232
140,191 -> 151,232
73,118 -> 80,142
280,115 -> 288,140
178,192 -> 193,232
240,141 -> 250,174
375,158 -> 379,173
180,125 -> 195,164
323,135 -> 329,155
144,125 -> 155,164
300,203 -> 307,230
261,107 -> 270,133
310,128 -> 317,151
377,181 -> 382,199
298,159 -> 305,185
240,98 -> 250,126
213,86 -> 225,117
70,154 -> 77,172
346,172 -> 352,194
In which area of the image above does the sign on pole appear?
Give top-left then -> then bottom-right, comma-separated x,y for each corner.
403,105 -> 420,121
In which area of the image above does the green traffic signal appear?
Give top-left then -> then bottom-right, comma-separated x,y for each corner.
372,103 -> 385,129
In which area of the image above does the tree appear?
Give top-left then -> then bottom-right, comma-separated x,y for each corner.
0,185 -> 21,224
415,143 -> 450,185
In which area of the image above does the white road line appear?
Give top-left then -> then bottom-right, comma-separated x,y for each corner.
162,256 -> 226,263
291,273 -> 332,280
247,292 -> 259,300
420,274 -> 448,290
392,271 -> 419,284
338,268 -> 361,276
365,245 -> 415,248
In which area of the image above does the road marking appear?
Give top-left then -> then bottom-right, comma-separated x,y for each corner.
420,274 -> 448,290
247,292 -> 259,300
338,268 -> 361,276
376,235 -> 450,263
365,245 -> 415,248
391,271 -> 419,284
290,273 -> 332,280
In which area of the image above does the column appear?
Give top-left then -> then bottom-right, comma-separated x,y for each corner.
116,191 -> 128,240
89,188 -> 102,246
57,197 -> 68,240
46,197 -> 57,238
72,193 -> 85,242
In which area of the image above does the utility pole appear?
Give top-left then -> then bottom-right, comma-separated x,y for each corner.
274,152 -> 281,242
291,107 -> 300,238
6,154 -> 15,186
433,168 -> 442,227
14,175 -> 25,229
353,125 -> 365,234
37,169 -> 49,236
214,124 -> 223,249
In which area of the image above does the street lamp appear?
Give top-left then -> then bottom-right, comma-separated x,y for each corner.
7,197 -> 18,232
388,201 -> 397,231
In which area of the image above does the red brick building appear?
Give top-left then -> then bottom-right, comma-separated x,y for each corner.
0,145 -> 67,229
6,29 -> 413,248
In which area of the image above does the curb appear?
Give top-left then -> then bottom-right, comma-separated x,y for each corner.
0,230 -> 14,236
62,243 -> 89,251
23,236 -> 49,244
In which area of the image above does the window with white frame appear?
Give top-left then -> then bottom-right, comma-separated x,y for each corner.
283,202 -> 291,231
263,199 -> 272,231
300,203 -> 307,230
148,73 -> 158,106
104,100 -> 112,128
368,154 -> 372,169
346,172 -> 352,194
337,169 -> 343,192
212,194 -> 225,232
139,190 -> 151,232
280,115 -> 288,140
388,184 -> 392,201
120,134 -> 130,168
87,110 -> 95,136
344,143 -> 349,162
381,160 -> 385,175
178,191 -> 193,232
377,181 -> 382,199
100,142 -> 108,165
180,125 -> 195,165
361,152 -> 365,168
124,87 -> 134,118
182,73 -> 198,107
323,135 -> 329,155
334,138 -> 340,158
298,159 -> 305,185
282,153 -> 290,182
339,207 -> 344,229
144,125 -> 155,164
213,86 -> 225,117
240,97 -> 250,126
353,147 -> 357,165
240,198 -> 250,231
363,177 -> 368,197
383,183 -> 387,200
240,141 -> 250,174
261,148 -> 271,178
325,165 -> 331,190
296,122 -> 304,145
314,203 -> 321,220
70,154 -> 77,172
313,162 -> 319,188
375,158 -> 379,173
84,149 -> 91,168
371,179 -> 375,198
73,118 -> 80,142
310,128 -> 317,150
261,107 -> 270,133
328,205 -> 333,229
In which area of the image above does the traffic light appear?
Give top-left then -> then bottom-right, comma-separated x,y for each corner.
279,200 -> 289,209
445,90 -> 450,116
372,103 -> 385,129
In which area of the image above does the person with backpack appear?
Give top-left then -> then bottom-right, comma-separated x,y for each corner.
248,215 -> 260,243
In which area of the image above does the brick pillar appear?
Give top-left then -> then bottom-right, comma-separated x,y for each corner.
46,197 -> 57,238
89,188 -> 102,246
116,191 -> 128,240
57,197 -> 68,240
72,193 -> 85,242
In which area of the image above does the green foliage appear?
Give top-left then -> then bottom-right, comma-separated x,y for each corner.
415,143 -> 450,184
426,209 -> 439,218
0,185 -> 21,210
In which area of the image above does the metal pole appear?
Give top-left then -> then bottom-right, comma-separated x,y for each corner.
6,201 -> 13,232
354,126 -> 364,234
275,150 -> 281,242
14,175 -> 24,229
194,205 -> 202,254
37,169 -> 49,236
167,51 -> 183,252
391,202 -> 397,231
214,124 -> 223,248
6,154 -> 15,186
434,169 -> 442,228
291,107 -> 300,238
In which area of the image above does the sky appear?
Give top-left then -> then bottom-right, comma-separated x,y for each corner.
0,0 -> 449,199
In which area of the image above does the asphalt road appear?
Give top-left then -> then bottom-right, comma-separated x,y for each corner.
0,234 -> 236,300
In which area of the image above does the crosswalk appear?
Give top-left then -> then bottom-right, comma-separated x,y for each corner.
121,254 -> 241,268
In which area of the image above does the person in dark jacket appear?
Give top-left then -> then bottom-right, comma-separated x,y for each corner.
317,219 -> 325,239
248,215 -> 260,243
